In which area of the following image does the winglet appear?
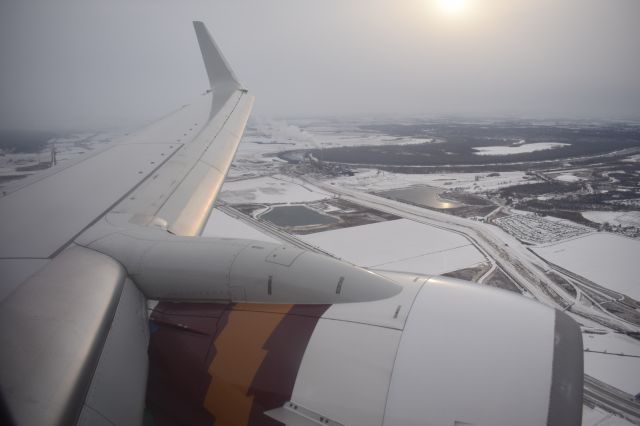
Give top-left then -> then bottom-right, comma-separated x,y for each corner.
193,21 -> 242,91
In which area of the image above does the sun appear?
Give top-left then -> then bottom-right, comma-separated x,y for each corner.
436,0 -> 469,15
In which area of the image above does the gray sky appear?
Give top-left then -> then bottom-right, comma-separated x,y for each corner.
1,0 -> 639,130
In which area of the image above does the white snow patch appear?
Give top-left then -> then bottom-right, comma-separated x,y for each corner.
554,173 -> 582,182
582,332 -> 640,396
582,211 -> 640,227
299,219 -> 484,275
329,169 -> 536,194
583,332 -> 640,356
202,209 -> 279,243
228,120 -> 434,179
532,233 -> 640,299
582,405 -> 636,425
373,245 -> 484,275
220,176 -> 331,204
473,142 -> 569,156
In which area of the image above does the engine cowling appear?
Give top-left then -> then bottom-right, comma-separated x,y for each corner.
144,270 -> 583,425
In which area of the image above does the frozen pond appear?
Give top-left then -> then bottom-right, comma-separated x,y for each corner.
381,186 -> 462,209
260,205 -> 338,227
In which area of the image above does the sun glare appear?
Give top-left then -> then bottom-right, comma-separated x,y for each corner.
436,0 -> 468,15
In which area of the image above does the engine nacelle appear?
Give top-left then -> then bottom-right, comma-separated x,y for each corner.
83,227 -> 402,304
144,272 -> 584,425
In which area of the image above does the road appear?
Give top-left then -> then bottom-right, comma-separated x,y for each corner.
584,375 -> 640,424
301,176 -> 639,333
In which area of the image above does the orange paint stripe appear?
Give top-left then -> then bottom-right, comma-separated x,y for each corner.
203,305 -> 294,426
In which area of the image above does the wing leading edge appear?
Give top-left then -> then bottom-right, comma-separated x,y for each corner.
0,21 -> 254,260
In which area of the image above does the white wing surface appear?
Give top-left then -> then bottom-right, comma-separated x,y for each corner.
0,21 -> 253,261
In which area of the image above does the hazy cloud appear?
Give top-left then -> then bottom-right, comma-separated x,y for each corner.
1,0 -> 639,131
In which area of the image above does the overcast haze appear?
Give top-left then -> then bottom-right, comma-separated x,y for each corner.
1,0 -> 639,131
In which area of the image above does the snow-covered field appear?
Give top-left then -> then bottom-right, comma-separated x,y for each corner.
304,129 -> 432,149
472,142 -> 570,156
532,233 -> 640,299
220,175 -> 331,204
260,120 -> 433,149
582,405 -> 635,426
622,154 -> 640,163
329,169 -> 536,194
582,332 -> 640,395
554,173 -> 583,182
582,211 -> 640,228
0,132 -> 117,188
202,209 -> 279,243
228,121 -> 432,178
299,218 -> 485,275
226,123 -> 318,178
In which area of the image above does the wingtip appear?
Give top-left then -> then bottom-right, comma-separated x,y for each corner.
193,21 -> 241,91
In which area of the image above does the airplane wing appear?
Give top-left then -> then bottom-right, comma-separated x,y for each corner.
0,21 -> 583,426
0,21 -> 251,258
0,21 -> 255,425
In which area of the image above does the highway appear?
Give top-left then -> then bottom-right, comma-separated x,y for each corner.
584,375 -> 640,424
301,176 -> 640,333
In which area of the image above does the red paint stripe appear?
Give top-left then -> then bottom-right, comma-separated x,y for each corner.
146,303 -> 330,426
247,305 -> 330,425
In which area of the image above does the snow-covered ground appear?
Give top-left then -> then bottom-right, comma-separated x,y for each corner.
299,218 -> 485,275
582,332 -> 640,395
582,405 -> 635,426
532,233 -> 640,299
303,129 -> 433,149
202,209 -> 279,243
219,175 -> 332,205
260,120 -> 433,149
328,169 -> 536,194
582,211 -> 640,228
0,132 -> 117,188
473,142 -> 570,156
226,122 -> 318,178
555,173 -> 583,182
228,121 -> 432,179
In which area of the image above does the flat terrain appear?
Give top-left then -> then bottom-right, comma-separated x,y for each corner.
202,209 -> 278,243
220,175 -> 331,204
293,122 -> 640,168
299,218 -> 485,275
582,332 -> 640,395
532,233 -> 640,299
